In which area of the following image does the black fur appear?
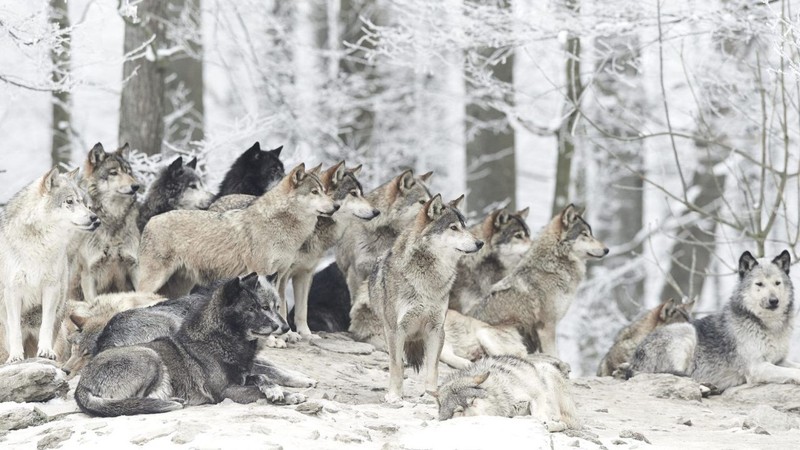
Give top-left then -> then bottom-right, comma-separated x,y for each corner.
137,156 -> 210,231
216,142 -> 285,198
289,263 -> 351,332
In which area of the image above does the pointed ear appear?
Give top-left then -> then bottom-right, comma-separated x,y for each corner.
419,171 -> 433,182
265,272 -> 279,285
348,164 -> 363,177
560,204 -> 579,228
426,194 -> 445,221
659,298 -> 676,320
472,372 -> 489,386
245,142 -> 261,158
269,145 -> 283,157
88,143 -> 107,167
169,157 -> 183,173
289,163 -> 307,187
222,277 -> 242,306
66,167 -> 81,182
331,161 -> 346,183
308,163 -> 323,176
449,194 -> 465,211
69,314 -> 87,331
772,250 -> 791,275
241,272 -> 260,290
397,170 -> 415,192
186,157 -> 198,170
494,209 -> 511,228
40,168 -> 61,194
116,143 -> 130,160
516,207 -> 530,220
682,297 -> 696,311
738,251 -> 759,279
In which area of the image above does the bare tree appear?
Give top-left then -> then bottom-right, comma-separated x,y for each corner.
49,0 -> 71,167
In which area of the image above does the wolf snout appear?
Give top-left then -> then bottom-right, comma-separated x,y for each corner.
475,240 -> 484,250
768,297 -> 780,309
603,248 -> 610,256
281,323 -> 291,334
131,184 -> 141,193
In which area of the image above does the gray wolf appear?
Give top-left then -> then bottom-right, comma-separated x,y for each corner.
439,310 -> 527,369
434,355 -> 580,430
136,163 -> 336,297
71,143 -> 142,301
468,204 -> 608,357
0,167 -> 98,363
216,142 -> 285,198
369,194 -> 483,402
629,250 -> 800,391
62,292 -> 166,376
449,207 -> 531,313
596,297 -> 694,377
75,273 -> 305,417
137,156 -> 214,231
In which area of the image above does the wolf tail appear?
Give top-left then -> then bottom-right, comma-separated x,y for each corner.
404,339 -> 425,373
75,385 -> 183,417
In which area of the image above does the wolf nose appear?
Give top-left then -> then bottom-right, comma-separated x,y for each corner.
769,297 -> 779,307
372,209 -> 380,217
90,214 -> 99,223
131,184 -> 141,192
332,204 -> 340,212
475,240 -> 484,250
603,248 -> 610,255
281,323 -> 291,334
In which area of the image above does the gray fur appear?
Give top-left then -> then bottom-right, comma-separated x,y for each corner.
137,156 -> 214,231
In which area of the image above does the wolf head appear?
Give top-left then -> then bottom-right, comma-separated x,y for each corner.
435,371 -> 489,420
277,163 -> 338,217
657,297 -> 694,325
414,194 -> 483,255
370,169 -> 433,226
62,313 -> 104,377
218,142 -> 285,196
156,156 -> 215,210
482,207 -> 532,267
83,143 -> 141,198
733,250 -> 794,324
39,167 -> 99,231
320,161 -> 379,221
219,272 -> 290,340
553,204 -> 608,260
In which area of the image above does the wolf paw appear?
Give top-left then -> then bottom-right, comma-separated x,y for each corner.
261,386 -> 285,403
384,393 -> 402,404
283,331 -> 302,344
284,393 -> 306,405
544,420 -> 567,433
36,348 -> 57,360
264,335 -> 287,349
5,353 -> 24,364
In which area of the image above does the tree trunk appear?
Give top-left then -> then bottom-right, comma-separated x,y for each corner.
464,1 -> 515,216
119,1 -> 167,155
49,0 -> 71,167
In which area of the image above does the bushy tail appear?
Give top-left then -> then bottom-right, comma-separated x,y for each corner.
75,385 -> 182,417
404,339 -> 425,373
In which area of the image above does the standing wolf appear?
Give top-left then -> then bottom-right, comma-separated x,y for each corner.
75,273 -> 304,417
137,164 -> 336,296
370,194 -> 483,402
0,168 -> 99,362
72,143 -> 142,300
216,142 -> 285,198
137,156 -> 214,231
629,251 -> 800,391
596,297 -> 694,377
469,205 -> 608,357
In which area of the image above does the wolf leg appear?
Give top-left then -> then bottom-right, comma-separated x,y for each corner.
36,285 -> 61,360
292,270 -> 315,338
423,327 -> 445,395
779,360 -> 800,370
251,359 -> 317,387
476,327 -> 527,358
3,286 -> 25,362
247,374 -> 306,404
80,268 -> 98,302
222,385 -> 263,404
277,272 -> 290,320
439,340 -> 472,369
539,324 -> 558,357
385,329 -> 406,403
746,362 -> 800,385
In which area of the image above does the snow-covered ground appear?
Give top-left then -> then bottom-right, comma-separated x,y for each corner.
2,333 -> 800,450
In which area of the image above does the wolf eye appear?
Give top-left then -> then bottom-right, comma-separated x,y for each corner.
776,281 -> 781,286
350,191 -> 358,197
755,282 -> 764,287
449,224 -> 459,231
312,189 -> 320,195
515,232 -> 524,239
109,170 -> 118,176
65,198 -> 74,205
419,199 -> 426,204
189,184 -> 198,189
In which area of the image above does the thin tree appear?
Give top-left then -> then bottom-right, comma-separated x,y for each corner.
49,0 -> 71,166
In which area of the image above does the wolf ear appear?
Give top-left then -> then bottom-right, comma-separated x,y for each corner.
41,168 -> 61,193
289,163 -> 307,186
186,157 -> 198,170
516,207 -> 530,220
65,167 -> 81,182
397,170 -> 415,192
659,298 -> 677,320
269,145 -> 283,157
241,272 -> 260,290
471,372 -> 489,386
265,272 -> 279,285
560,204 -> 580,228
308,163 -> 323,176
348,164 -> 363,177
331,161 -> 346,183
738,251 -> 759,279
419,171 -> 433,183
69,313 -> 87,331
494,210 -> 511,229
116,143 -> 130,159
168,157 -> 183,173
222,277 -> 242,306
245,142 -> 261,158
682,297 -> 696,312
426,194 -> 445,220
449,194 -> 465,211
88,143 -> 107,167
772,250 -> 791,275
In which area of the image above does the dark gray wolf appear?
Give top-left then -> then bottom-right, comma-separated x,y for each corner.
468,204 -> 608,357
0,167 -> 98,362
136,164 -> 336,297
74,273 -> 305,417
434,355 -> 580,430
596,297 -> 694,377
71,143 -> 142,301
629,251 -> 800,391
216,142 -> 285,197
369,194 -> 483,402
449,207 -> 531,313
137,156 -> 214,231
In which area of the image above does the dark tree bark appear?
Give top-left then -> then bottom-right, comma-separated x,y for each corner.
49,0 -> 71,167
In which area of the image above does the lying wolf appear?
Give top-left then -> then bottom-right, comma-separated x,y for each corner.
75,274 -> 306,417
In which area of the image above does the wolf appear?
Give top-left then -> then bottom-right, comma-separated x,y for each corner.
62,292 -> 167,376
449,207 -> 532,313
369,194 -> 483,402
216,142 -> 285,198
629,251 -> 800,391
0,167 -> 99,363
289,262 -> 351,333
439,310 -> 528,369
468,204 -> 608,357
137,156 -> 214,231
137,164 -> 336,297
434,355 -> 580,430
75,273 -> 308,417
596,297 -> 694,377
71,143 -> 142,301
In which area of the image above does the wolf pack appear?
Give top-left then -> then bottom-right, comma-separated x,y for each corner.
1,141 -> 799,433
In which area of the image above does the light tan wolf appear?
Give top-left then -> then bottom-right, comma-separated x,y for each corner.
136,164 -> 336,296
596,297 -> 694,377
369,194 -> 483,402
468,204 -> 608,357
71,143 -> 142,301
449,207 -> 532,313
0,168 -> 98,363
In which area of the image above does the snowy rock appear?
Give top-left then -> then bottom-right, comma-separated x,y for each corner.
295,401 -> 323,415
0,404 -> 48,432
619,429 -> 651,444
626,373 -> 703,401
722,383 -> 800,410
0,359 -> 68,403
36,427 -> 73,450
745,405 -> 799,433
311,338 -> 375,355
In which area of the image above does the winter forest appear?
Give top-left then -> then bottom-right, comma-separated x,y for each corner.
1,0 -> 800,378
